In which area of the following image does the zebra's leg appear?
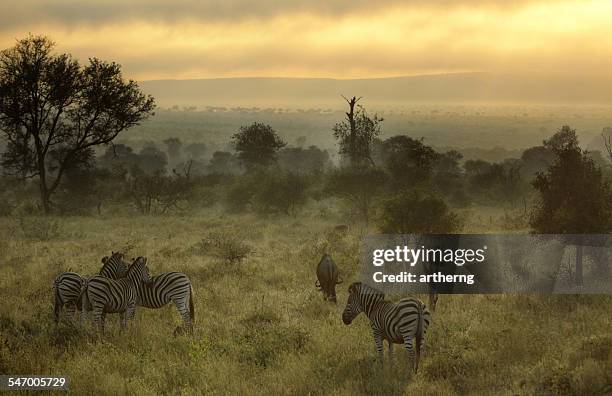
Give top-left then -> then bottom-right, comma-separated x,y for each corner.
173,297 -> 192,333
66,303 -> 77,321
402,335 -> 416,374
124,303 -> 136,328
100,312 -> 106,334
371,328 -> 384,361
388,341 -> 394,364
120,311 -> 128,329
91,305 -> 105,334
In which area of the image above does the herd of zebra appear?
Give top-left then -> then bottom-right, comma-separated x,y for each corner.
53,252 -> 194,335
316,253 -> 432,374
53,250 -> 430,375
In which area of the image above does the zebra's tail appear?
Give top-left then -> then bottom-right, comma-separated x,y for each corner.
414,300 -> 424,374
53,278 -> 62,324
189,284 -> 195,327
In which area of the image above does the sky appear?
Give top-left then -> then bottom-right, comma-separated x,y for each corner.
1,0 -> 612,81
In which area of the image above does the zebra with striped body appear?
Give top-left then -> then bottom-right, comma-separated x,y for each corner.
342,282 -> 431,374
136,271 -> 195,334
81,256 -> 151,333
53,253 -> 128,323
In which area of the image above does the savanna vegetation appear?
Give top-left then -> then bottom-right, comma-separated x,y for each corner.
1,36 -> 611,395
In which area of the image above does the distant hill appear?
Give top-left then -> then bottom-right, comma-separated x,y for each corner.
139,72 -> 612,109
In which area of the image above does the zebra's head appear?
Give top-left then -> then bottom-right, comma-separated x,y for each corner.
127,257 -> 152,284
99,252 -> 128,278
342,282 -> 384,325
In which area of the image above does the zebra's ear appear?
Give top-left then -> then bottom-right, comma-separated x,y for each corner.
348,283 -> 358,294
101,256 -> 108,264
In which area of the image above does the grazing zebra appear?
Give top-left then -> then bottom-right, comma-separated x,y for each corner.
341,282 -> 431,374
52,253 -> 128,323
136,271 -> 195,334
81,256 -> 151,333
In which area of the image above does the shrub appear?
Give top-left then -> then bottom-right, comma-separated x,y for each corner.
197,230 -> 253,264
251,172 -> 308,215
378,189 -> 461,233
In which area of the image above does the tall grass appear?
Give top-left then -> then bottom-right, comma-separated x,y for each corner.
0,209 -> 610,395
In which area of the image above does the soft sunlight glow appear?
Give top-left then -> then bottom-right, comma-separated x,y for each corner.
1,0 -> 611,80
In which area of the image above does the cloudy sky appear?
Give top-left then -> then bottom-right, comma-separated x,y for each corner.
1,0 -> 611,80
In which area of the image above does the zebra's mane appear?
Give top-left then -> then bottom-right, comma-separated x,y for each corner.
349,282 -> 385,305
99,252 -> 127,276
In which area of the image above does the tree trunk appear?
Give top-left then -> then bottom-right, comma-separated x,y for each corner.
575,243 -> 583,286
347,97 -> 357,166
39,181 -> 51,215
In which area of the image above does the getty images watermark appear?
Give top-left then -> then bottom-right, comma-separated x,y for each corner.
361,234 -> 612,294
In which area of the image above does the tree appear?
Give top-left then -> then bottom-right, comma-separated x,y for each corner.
207,151 -> 240,175
520,145 -> 555,180
137,145 -> 167,175
277,145 -> 331,174
184,142 -> 208,159
129,164 -> 194,215
333,96 -> 382,166
98,144 -> 140,171
381,135 -> 438,185
325,166 -> 387,225
251,172 -> 308,215
432,150 -> 464,199
0,36 -> 155,213
163,137 -> 182,163
531,126 -> 612,284
231,122 -> 286,169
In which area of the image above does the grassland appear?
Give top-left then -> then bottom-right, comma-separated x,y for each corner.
0,209 -> 611,395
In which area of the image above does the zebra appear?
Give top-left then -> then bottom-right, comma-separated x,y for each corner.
52,253 -> 128,323
136,271 -> 195,334
81,256 -> 151,333
341,282 -> 431,374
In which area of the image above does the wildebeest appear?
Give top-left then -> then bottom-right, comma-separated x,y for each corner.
315,253 -> 342,303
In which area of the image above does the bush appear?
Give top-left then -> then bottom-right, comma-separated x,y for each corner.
378,189 -> 461,233
237,310 -> 309,367
251,172 -> 308,215
197,230 -> 253,264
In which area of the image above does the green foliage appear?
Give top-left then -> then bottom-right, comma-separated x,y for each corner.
277,145 -> 331,174
464,158 -> 524,205
380,135 -> 438,185
207,151 -> 241,175
251,172 -> 309,215
232,122 -> 286,169
333,97 -> 382,166
378,190 -> 460,233
531,126 -> 612,233
0,35 -> 155,213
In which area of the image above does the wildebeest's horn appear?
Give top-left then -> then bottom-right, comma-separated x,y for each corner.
336,276 -> 343,285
